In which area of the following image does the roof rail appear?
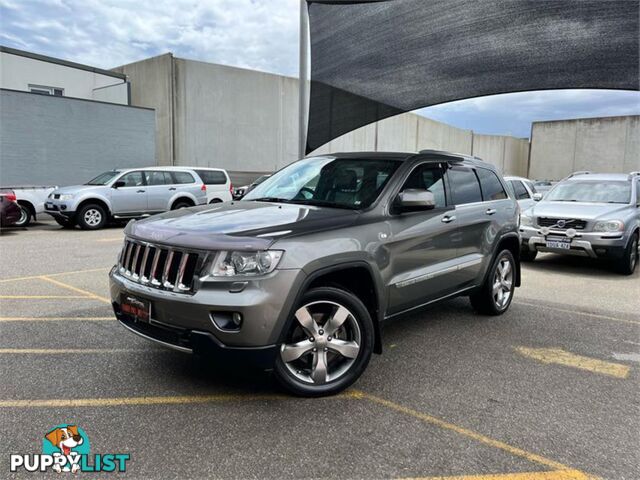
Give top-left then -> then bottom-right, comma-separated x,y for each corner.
562,170 -> 593,180
629,171 -> 640,177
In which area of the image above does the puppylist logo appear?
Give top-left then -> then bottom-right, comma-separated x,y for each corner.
10,424 -> 130,473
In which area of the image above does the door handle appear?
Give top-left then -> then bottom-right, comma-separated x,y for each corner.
486,208 -> 497,215
168,187 -> 177,191
136,189 -> 145,193
441,215 -> 456,223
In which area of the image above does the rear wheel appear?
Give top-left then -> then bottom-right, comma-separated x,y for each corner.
172,199 -> 193,210
615,233 -> 638,275
470,249 -> 516,315
14,205 -> 32,227
76,204 -> 107,230
274,287 -> 374,397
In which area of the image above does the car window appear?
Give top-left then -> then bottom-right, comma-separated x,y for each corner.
476,168 -> 507,201
118,171 -> 144,187
509,180 -> 530,199
400,163 -> 446,208
524,180 -> 537,194
196,170 -> 227,185
145,171 -> 173,186
448,167 -> 482,205
171,171 -> 195,184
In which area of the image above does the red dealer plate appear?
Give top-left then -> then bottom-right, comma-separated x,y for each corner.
121,294 -> 151,323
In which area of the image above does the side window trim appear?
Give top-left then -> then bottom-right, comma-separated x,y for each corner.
115,170 -> 146,187
447,165 -> 483,206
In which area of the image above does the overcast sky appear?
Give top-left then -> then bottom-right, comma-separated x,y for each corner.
2,0 -> 638,138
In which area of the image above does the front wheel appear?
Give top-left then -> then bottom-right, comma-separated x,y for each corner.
614,233 -> 638,275
76,204 -> 107,230
470,249 -> 516,315
274,287 -> 374,397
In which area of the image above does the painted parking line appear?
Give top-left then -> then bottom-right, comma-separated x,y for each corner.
0,295 -> 90,299
96,237 -> 124,243
514,301 -> 640,326
0,348 -> 142,354
0,267 -> 110,284
0,317 -> 113,322
38,275 -> 111,304
515,347 -> 630,379
403,469 -> 595,480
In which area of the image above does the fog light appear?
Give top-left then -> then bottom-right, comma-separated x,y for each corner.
232,312 -> 243,326
210,311 -> 243,331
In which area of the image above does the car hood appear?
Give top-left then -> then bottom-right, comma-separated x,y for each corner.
528,201 -> 631,220
126,201 -> 359,250
53,185 -> 102,195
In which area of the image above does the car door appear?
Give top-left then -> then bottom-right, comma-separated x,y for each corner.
144,170 -> 175,212
447,165 -> 507,286
385,162 -> 460,315
110,171 -> 147,214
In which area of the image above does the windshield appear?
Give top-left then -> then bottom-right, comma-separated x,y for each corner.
86,171 -> 120,185
243,157 -> 401,209
546,180 -> 631,204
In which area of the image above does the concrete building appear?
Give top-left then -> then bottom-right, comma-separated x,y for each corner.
0,47 -> 155,186
529,115 -> 640,180
114,53 -> 531,183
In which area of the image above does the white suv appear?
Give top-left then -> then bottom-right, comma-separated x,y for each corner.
192,168 -> 233,204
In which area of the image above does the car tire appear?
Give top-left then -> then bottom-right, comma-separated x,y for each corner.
172,200 -> 192,210
14,205 -> 32,227
520,248 -> 537,262
54,217 -> 76,229
615,232 -> 638,276
274,287 -> 374,397
76,204 -> 107,230
470,249 -> 516,315
209,198 -> 223,204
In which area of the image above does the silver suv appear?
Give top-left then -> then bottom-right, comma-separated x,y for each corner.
519,172 -> 640,274
45,167 -> 208,229
109,151 -> 521,396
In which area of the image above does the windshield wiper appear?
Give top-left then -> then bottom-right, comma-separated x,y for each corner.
249,197 -> 292,203
287,199 -> 359,210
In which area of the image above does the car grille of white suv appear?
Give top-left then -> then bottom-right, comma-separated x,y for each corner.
118,239 -> 200,293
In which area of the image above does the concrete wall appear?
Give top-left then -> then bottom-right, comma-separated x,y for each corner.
1,50 -> 128,104
472,134 -> 530,177
529,116 -> 640,180
0,89 -> 155,186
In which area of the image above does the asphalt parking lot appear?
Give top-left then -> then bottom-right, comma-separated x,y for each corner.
1,219 -> 638,480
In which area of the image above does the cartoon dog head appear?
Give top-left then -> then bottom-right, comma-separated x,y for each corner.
45,425 -> 84,456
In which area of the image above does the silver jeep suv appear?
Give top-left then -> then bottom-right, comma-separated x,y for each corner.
519,172 -> 640,275
110,151 -> 521,396
45,167 -> 208,229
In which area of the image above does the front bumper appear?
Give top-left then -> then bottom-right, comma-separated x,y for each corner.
519,225 -> 627,259
110,266 -> 306,366
44,200 -> 75,219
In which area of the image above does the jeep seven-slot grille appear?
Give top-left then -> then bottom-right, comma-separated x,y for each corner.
119,239 -> 200,293
536,217 -> 587,230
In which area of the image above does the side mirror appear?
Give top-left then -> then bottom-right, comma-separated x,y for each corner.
533,193 -> 543,201
112,181 -> 125,189
396,189 -> 436,212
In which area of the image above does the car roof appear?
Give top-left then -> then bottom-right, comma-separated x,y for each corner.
504,176 -> 531,182
323,150 -> 490,166
567,173 -> 631,182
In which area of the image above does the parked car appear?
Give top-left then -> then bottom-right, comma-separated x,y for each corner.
519,172 -> 640,274
3,186 -> 57,227
505,176 -> 539,212
533,180 -> 555,194
190,168 -> 233,203
0,189 -> 22,228
233,174 -> 271,200
45,167 -> 208,230
110,151 -> 521,396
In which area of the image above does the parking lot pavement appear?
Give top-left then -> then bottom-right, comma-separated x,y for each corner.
1,220 -> 638,479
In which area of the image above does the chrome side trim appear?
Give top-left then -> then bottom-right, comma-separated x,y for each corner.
385,285 -> 478,320
117,319 -> 193,354
393,255 -> 483,288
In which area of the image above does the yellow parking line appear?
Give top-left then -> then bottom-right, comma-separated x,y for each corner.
0,317 -> 113,322
0,348 -> 140,354
38,275 -> 111,304
353,390 -> 570,471
515,301 -> 640,326
0,391 -> 358,408
0,295 -> 90,299
515,347 -> 630,379
0,267 -> 110,283
96,237 -> 124,243
402,469 -> 595,480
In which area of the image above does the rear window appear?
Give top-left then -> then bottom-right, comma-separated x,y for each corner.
476,168 -> 508,201
448,167 -> 482,205
196,170 -> 227,185
171,171 -> 195,184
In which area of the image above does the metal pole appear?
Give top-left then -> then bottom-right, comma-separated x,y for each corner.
298,0 -> 309,159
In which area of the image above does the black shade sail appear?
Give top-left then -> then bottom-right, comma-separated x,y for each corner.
306,0 -> 640,153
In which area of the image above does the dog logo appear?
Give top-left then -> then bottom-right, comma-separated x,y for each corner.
43,424 -> 90,473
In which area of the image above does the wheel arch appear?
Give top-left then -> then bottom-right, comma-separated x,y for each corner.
171,196 -> 195,209
76,197 -> 110,217
17,199 -> 36,219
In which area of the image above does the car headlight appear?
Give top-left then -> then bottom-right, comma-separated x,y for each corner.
58,194 -> 74,201
520,214 -> 533,227
209,250 -> 283,276
593,220 -> 624,232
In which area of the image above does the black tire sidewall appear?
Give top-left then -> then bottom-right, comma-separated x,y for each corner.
77,204 -> 107,230
14,205 -> 31,227
618,233 -> 638,275
274,286 -> 374,397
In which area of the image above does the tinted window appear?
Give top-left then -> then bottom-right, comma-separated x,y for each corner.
448,168 -> 482,205
401,163 -> 446,208
172,171 -> 195,184
476,169 -> 507,201
196,170 -> 227,185
509,180 -> 530,199
145,171 -> 173,186
118,171 -> 144,187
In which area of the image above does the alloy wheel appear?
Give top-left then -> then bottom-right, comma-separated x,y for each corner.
83,208 -> 102,227
280,301 -> 361,385
492,256 -> 513,309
